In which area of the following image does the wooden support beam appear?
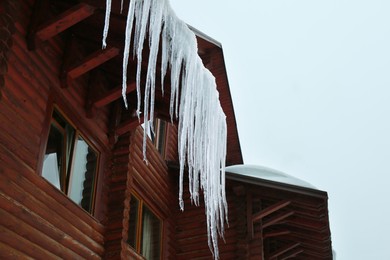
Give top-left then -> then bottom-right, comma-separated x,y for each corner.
27,0 -> 50,50
115,116 -> 144,136
94,82 -> 137,108
252,200 -> 291,223
246,193 -> 254,239
108,101 -> 123,145
63,46 -> 119,88
269,242 -> 300,260
263,230 -> 291,239
28,2 -> 95,50
279,248 -> 304,260
37,3 -> 95,43
86,70 -> 106,118
262,211 -> 294,229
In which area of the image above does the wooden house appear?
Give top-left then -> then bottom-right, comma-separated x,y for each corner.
0,0 -> 332,259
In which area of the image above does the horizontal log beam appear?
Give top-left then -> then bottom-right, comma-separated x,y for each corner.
263,230 -> 291,239
252,200 -> 291,223
269,242 -> 300,260
28,1 -> 96,50
36,3 -> 95,43
280,249 -> 304,260
115,116 -> 144,136
262,211 -> 294,229
94,82 -> 137,108
66,47 -> 120,81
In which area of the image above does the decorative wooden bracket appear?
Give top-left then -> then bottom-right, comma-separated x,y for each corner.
61,46 -> 119,88
252,200 -> 291,223
263,230 -> 291,239
268,242 -> 301,260
27,2 -> 95,50
93,82 -> 137,109
262,211 -> 295,229
115,115 -> 145,136
108,101 -> 123,145
279,248 -> 304,260
248,199 -> 293,239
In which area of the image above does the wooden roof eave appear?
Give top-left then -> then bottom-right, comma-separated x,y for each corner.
226,171 -> 328,200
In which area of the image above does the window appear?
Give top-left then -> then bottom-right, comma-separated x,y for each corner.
128,193 -> 162,260
41,108 -> 99,213
143,118 -> 167,156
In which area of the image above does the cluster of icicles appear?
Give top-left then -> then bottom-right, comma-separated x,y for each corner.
103,0 -> 227,258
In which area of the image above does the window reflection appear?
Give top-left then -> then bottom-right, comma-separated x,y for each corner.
128,194 -> 162,259
42,108 -> 99,214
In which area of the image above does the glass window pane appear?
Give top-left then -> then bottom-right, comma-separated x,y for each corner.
42,123 -> 64,189
128,196 -> 140,248
68,136 -> 97,213
42,154 -> 61,189
141,206 -> 161,260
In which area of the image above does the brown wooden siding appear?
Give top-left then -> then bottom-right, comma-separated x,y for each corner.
0,0 -> 110,258
104,133 -> 131,259
175,182 -> 239,259
128,127 -> 178,259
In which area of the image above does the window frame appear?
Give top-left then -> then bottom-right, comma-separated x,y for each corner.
128,192 -> 163,259
38,93 -> 106,218
142,118 -> 168,157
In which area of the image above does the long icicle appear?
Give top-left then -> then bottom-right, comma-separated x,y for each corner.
103,1 -> 227,258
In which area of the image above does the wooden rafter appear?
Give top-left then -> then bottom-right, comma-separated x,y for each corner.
262,211 -> 294,229
263,230 -> 291,239
269,242 -> 300,260
279,248 -> 304,260
28,2 -> 95,50
62,46 -> 119,88
252,200 -> 291,223
115,115 -> 144,136
93,82 -> 137,108
108,101 -> 123,145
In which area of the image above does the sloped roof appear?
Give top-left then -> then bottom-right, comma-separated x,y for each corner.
226,164 -> 316,189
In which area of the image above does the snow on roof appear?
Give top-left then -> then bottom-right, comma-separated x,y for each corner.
226,164 -> 317,189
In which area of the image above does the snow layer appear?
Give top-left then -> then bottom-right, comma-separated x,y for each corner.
103,0 -> 227,258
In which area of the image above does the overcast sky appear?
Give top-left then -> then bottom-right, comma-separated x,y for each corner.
170,0 -> 390,259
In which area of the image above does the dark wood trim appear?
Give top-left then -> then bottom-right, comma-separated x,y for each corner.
116,116 -> 144,136
63,47 -> 119,88
269,242 -> 300,260
262,211 -> 294,229
252,200 -> 291,223
94,82 -> 137,108
27,2 -> 95,50
263,230 -> 291,239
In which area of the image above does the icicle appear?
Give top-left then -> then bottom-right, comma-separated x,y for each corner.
103,0 -> 228,258
102,0 -> 112,49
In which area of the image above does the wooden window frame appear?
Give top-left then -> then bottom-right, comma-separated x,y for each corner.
41,106 -> 100,214
128,192 -> 163,259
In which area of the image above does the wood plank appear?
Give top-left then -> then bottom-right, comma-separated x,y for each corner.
0,241 -> 33,260
0,192 -> 100,259
94,82 -> 137,108
0,207 -> 81,259
252,200 -> 291,223
279,248 -> 304,260
36,3 -> 95,43
67,47 -> 120,81
263,230 -> 291,239
269,242 -> 300,260
0,171 -> 104,255
262,211 -> 294,229
0,226 -> 60,259
116,116 -> 144,136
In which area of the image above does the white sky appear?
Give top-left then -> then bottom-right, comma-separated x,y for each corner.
170,1 -> 390,259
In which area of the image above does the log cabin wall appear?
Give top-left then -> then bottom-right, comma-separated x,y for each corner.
175,182 -> 239,259
125,127 -> 178,259
0,0 -> 110,258
104,132 -> 131,259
